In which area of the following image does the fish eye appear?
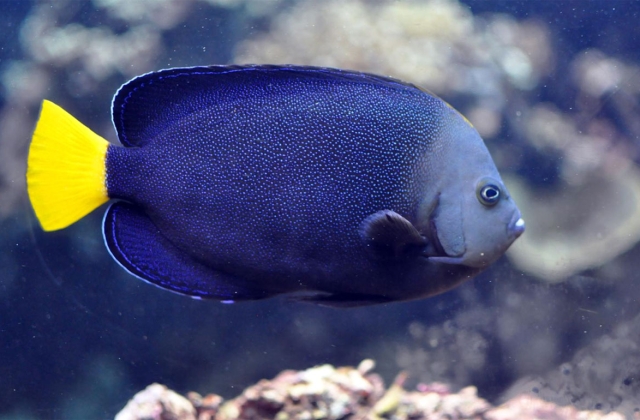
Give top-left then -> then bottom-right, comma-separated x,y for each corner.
476,179 -> 501,206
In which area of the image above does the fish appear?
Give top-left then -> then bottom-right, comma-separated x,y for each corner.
26,65 -> 525,306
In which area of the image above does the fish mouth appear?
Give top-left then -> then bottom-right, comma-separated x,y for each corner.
508,211 -> 526,239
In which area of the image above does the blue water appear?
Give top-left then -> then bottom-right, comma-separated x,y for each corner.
2,0 -> 639,418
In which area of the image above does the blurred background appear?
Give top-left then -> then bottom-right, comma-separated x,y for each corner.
3,0 -> 640,418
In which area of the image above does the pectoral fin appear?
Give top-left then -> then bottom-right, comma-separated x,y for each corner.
360,210 -> 427,260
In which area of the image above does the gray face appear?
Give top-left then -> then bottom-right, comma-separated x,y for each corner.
419,107 -> 524,268
447,175 -> 525,267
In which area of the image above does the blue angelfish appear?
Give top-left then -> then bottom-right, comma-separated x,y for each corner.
26,65 -> 524,306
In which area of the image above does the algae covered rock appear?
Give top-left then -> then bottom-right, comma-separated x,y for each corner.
116,360 -> 625,419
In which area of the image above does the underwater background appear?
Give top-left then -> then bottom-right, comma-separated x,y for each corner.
2,0 -> 640,418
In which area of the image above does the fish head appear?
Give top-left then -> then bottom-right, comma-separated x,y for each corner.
419,109 -> 525,268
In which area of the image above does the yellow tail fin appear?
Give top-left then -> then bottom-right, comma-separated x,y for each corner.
27,100 -> 109,231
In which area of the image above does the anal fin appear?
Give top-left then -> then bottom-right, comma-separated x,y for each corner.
103,202 -> 271,301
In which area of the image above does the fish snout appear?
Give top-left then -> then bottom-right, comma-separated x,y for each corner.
508,211 -> 525,239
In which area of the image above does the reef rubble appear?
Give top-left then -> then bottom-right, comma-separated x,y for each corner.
115,360 -> 626,420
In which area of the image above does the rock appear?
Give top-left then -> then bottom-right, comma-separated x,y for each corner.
115,383 -> 197,420
117,361 -> 626,419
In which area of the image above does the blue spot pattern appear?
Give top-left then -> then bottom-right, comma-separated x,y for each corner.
104,65 -> 455,300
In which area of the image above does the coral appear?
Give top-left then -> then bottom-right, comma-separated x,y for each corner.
236,0 -> 551,113
214,360 -> 385,420
116,361 -> 625,420
504,48 -> 640,281
505,163 -> 640,281
116,383 -> 197,420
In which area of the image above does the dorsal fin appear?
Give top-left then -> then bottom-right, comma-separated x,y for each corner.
111,65 -> 432,147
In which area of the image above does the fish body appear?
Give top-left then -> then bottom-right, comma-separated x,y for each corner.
27,65 -> 524,305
